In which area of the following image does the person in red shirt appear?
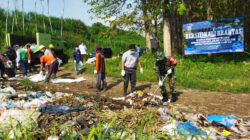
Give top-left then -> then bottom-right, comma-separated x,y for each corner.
94,46 -> 107,92
39,55 -> 59,82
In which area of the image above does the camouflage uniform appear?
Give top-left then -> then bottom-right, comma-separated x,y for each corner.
154,51 -> 177,102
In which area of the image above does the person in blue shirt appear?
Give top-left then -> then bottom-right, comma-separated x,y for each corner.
72,46 -> 83,75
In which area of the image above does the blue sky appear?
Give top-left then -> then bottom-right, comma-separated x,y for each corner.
0,0 -> 102,26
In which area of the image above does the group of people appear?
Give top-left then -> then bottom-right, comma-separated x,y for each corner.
0,40 -> 177,103
85,43 -> 177,103
0,43 -> 60,82
121,44 -> 177,102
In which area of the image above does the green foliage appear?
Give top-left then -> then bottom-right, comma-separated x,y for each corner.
0,8 -> 145,57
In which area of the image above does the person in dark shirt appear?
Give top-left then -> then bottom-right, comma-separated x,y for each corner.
4,46 -> 17,69
72,46 -> 83,75
94,46 -> 107,92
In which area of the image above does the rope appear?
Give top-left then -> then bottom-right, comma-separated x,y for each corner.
40,0 -> 46,33
47,0 -> 53,34
35,0 -> 38,32
61,0 -> 65,39
22,0 -> 25,35
5,0 -> 9,45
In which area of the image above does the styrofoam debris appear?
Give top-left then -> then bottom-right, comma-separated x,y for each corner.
0,87 -> 16,94
126,99 -> 134,105
112,97 -> 125,101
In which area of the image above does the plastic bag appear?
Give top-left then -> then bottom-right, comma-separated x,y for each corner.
177,122 -> 207,136
206,115 -> 237,127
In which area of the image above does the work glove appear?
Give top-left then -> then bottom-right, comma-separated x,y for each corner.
16,63 -> 19,68
73,60 -> 76,63
94,70 -> 97,74
28,60 -> 31,64
140,68 -> 143,74
121,70 -> 125,76
167,69 -> 172,74
158,80 -> 163,87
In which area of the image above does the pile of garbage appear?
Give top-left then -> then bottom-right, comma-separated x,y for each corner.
157,107 -> 250,139
1,86 -> 250,139
111,91 -> 164,108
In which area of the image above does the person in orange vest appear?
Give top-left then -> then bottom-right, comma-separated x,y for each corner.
94,46 -> 107,92
39,55 -> 59,82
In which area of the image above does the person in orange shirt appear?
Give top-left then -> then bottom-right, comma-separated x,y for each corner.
94,46 -> 107,92
40,55 -> 59,82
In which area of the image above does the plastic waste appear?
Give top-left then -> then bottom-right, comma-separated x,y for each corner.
47,136 -> 59,140
222,129 -> 231,136
206,115 -> 237,127
40,105 -> 86,114
177,122 -> 207,136
112,97 -> 125,101
28,74 -> 86,83
0,109 -> 41,129
28,92 -> 45,98
159,120 -> 178,136
29,74 -> 45,82
85,57 -> 96,64
51,77 -> 86,83
0,87 -> 16,94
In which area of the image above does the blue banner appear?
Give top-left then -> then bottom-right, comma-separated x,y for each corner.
183,17 -> 244,55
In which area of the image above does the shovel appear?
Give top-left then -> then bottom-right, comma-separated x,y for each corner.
151,73 -> 169,100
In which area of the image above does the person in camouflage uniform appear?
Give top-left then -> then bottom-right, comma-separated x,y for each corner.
154,51 -> 177,102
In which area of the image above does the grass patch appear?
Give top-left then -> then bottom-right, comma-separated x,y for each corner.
19,79 -> 38,91
64,53 -> 250,93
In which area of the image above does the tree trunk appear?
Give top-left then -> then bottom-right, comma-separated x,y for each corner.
154,18 -> 160,51
207,0 -> 213,20
141,0 -> 152,52
163,0 -> 172,57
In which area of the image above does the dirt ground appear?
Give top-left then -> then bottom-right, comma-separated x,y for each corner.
14,67 -> 250,121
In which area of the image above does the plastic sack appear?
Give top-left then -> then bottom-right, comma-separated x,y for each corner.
51,77 -> 86,83
177,122 -> 207,136
39,105 -> 86,114
85,57 -> 96,64
206,115 -> 237,127
29,74 -> 45,82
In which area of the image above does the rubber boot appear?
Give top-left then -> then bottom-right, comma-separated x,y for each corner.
44,74 -> 51,83
171,93 -> 177,102
161,91 -> 168,102
93,84 -> 101,92
103,82 -> 107,91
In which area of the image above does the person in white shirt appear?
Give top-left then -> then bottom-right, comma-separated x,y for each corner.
78,41 -> 88,62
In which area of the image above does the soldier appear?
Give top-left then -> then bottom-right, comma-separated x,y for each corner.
154,51 -> 177,102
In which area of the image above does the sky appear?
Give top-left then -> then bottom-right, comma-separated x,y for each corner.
0,0 -> 105,26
